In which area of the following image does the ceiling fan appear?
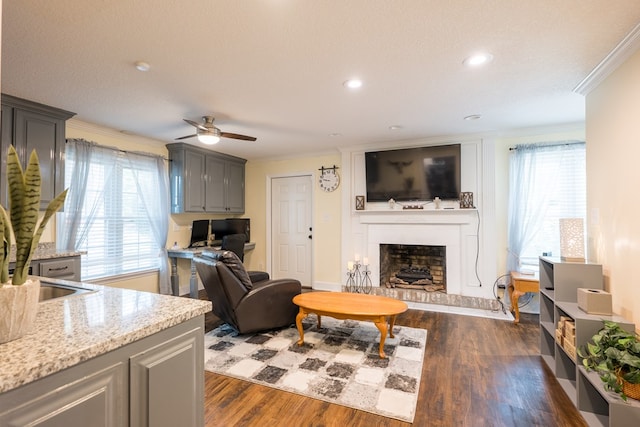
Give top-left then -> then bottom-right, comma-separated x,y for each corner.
176,116 -> 257,145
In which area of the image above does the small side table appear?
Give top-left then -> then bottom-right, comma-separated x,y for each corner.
508,271 -> 539,324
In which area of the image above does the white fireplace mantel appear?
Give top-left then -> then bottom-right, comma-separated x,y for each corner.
358,209 -> 476,225
337,138 -> 498,301
358,210 -> 478,296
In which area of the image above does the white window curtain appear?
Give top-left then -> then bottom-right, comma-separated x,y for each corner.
507,141 -> 586,272
57,139 -> 171,294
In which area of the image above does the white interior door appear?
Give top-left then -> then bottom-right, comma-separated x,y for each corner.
270,175 -> 312,286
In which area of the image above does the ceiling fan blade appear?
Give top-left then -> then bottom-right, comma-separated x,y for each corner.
175,134 -> 197,140
220,132 -> 257,141
183,118 -> 208,131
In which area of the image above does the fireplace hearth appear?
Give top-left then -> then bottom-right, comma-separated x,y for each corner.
380,244 -> 446,292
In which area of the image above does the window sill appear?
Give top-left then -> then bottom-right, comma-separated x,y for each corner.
86,268 -> 159,285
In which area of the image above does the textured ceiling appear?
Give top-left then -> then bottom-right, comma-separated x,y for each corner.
2,1 -> 640,160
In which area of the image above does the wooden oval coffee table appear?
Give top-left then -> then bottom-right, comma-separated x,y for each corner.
292,292 -> 408,358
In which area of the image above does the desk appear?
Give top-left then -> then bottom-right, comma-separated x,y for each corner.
168,242 -> 256,298
508,271 -> 539,324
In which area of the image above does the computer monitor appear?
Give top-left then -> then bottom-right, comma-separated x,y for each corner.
189,220 -> 210,247
210,219 -> 230,243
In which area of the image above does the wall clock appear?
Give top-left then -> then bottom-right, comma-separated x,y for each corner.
319,167 -> 340,192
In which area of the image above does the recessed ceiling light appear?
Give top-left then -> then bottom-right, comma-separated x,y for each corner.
388,125 -> 403,130
134,61 -> 151,72
463,53 -> 493,67
464,114 -> 481,121
343,79 -> 363,89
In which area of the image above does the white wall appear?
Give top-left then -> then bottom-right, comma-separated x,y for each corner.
586,47 -> 640,331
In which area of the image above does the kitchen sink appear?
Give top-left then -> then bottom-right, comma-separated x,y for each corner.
39,282 -> 94,302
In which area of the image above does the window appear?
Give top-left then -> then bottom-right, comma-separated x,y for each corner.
507,142 -> 586,270
58,140 -> 169,284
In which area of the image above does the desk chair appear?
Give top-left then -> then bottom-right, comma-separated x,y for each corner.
221,234 -> 270,283
221,234 -> 247,261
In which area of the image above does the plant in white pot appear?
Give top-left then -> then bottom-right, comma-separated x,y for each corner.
0,146 -> 67,344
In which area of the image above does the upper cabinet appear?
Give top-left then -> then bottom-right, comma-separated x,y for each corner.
1,94 -> 76,210
166,143 -> 247,214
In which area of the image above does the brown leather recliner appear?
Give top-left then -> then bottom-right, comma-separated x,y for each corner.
194,250 -> 302,334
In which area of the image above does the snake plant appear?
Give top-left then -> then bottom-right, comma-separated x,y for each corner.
0,146 -> 67,286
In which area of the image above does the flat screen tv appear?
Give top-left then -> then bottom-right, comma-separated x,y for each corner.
365,144 -> 461,202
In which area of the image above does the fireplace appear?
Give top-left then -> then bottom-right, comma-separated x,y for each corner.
380,244 -> 446,292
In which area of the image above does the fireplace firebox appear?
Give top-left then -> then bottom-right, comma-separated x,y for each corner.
379,244 -> 446,292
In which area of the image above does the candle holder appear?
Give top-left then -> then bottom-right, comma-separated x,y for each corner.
346,268 -> 356,292
361,265 -> 372,294
345,260 -> 372,294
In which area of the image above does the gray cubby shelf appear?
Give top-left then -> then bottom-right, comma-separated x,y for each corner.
538,257 -> 640,426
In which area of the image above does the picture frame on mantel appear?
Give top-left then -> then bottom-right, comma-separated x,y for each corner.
355,195 -> 365,210
460,192 -> 474,208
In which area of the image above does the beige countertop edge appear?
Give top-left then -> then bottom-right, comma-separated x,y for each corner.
0,279 -> 211,394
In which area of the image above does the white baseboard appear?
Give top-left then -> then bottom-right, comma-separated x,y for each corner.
312,281 -> 342,292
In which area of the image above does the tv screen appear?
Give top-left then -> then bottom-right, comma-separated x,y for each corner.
365,144 -> 461,202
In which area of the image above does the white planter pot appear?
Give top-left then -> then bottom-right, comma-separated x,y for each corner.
0,278 -> 41,344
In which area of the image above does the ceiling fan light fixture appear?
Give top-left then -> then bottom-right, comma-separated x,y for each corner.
463,52 -> 493,67
134,61 -> 151,72
343,79 -> 363,89
198,133 -> 220,145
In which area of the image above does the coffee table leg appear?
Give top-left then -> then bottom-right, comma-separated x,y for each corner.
296,308 -> 307,346
374,317 -> 389,358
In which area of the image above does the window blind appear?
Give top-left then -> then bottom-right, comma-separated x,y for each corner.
513,143 -> 587,267
64,146 -> 163,280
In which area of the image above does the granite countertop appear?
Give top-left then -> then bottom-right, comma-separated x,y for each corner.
8,242 -> 85,263
0,277 -> 211,393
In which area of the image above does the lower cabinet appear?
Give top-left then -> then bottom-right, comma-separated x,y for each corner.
39,256 -> 82,281
0,316 -> 204,427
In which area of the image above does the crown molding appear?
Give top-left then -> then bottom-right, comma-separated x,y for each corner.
574,22 -> 640,96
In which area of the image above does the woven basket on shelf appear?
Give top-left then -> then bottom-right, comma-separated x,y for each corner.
620,377 -> 640,401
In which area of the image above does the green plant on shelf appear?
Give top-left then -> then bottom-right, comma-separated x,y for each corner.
578,320 -> 640,401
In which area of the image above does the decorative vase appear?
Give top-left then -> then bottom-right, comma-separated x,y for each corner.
0,279 -> 41,344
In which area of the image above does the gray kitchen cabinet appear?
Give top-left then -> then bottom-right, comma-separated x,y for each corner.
0,316 -> 204,427
39,256 -> 82,281
8,255 -> 81,282
185,149 -> 207,212
167,142 -> 246,214
1,94 -> 75,210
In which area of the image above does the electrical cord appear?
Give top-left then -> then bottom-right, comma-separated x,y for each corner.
492,273 -> 510,314
492,272 -> 535,314
474,208 -> 482,287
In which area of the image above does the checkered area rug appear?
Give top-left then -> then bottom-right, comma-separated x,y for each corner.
204,315 -> 427,423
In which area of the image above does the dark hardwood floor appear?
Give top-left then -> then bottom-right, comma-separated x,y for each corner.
195,290 -> 586,426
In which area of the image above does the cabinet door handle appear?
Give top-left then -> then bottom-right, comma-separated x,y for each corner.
48,266 -> 69,272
